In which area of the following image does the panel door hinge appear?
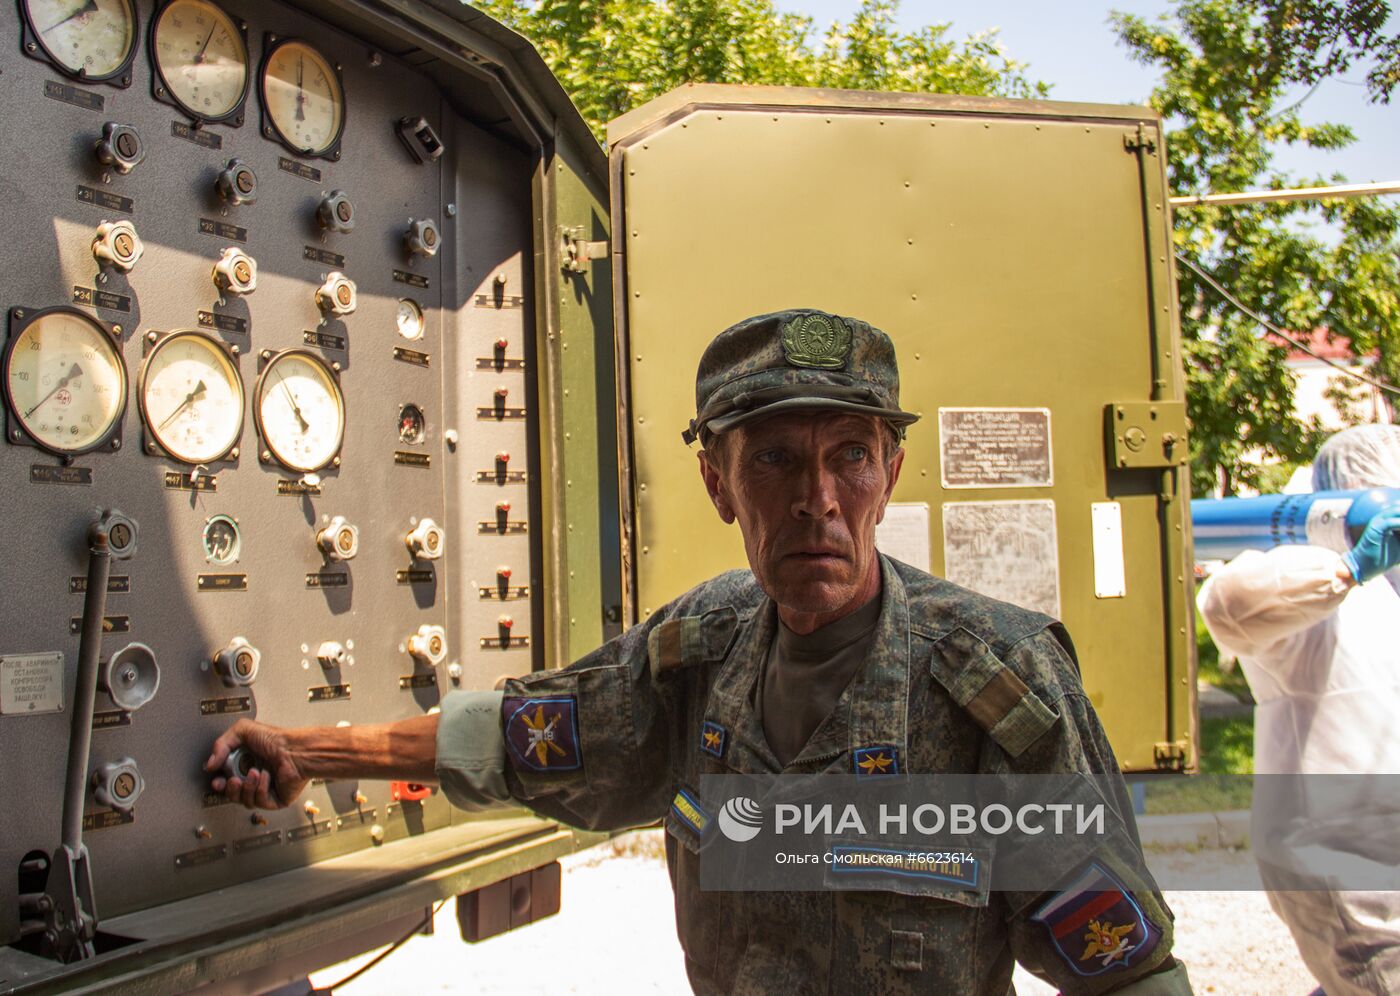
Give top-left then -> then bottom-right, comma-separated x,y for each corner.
1123,127 -> 1158,155
560,226 -> 608,273
1153,740 -> 1189,771
1105,401 -> 1187,470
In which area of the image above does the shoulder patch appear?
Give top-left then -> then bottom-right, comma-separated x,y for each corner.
928,627 -> 1059,757
1032,862 -> 1162,977
648,606 -> 740,679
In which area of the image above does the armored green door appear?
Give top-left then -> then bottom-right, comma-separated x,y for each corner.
608,85 -> 1195,772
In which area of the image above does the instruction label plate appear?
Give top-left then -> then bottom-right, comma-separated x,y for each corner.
0,652 -> 64,715
942,500 -> 1060,617
939,408 -> 1052,489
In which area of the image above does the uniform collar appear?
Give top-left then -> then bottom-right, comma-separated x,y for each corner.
704,554 -> 912,773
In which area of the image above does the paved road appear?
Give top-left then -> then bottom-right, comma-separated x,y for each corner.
309,833 -> 1318,995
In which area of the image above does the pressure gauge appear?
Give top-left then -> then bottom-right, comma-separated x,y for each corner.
259,38 -> 344,159
396,298 -> 425,340
202,514 -> 240,565
139,330 -> 243,464
150,0 -> 249,124
254,350 -> 345,472
21,0 -> 138,85
3,307 -> 126,456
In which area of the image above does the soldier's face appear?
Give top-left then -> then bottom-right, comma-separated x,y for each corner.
700,412 -> 903,630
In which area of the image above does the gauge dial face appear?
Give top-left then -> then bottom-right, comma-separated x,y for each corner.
396,298 -> 425,340
261,40 -> 343,156
140,331 -> 243,463
152,0 -> 248,120
255,351 -> 345,471
398,403 -> 425,444
4,309 -> 126,454
202,514 -> 240,564
23,0 -> 136,79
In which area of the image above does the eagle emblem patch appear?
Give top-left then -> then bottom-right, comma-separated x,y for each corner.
1031,862 -> 1161,976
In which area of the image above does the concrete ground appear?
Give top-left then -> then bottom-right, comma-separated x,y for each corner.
308,831 -> 1318,995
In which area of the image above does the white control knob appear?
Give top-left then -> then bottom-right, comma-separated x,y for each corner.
316,271 -> 357,316
404,218 -> 440,257
317,641 -> 348,668
213,636 -> 260,687
407,624 -> 447,667
213,246 -> 258,295
317,516 -> 360,561
92,758 -> 144,813
405,518 -> 445,561
92,219 -> 143,272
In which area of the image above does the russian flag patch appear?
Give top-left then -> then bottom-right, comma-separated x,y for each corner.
1031,862 -> 1161,976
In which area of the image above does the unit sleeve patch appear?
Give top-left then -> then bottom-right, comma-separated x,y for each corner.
502,695 -> 582,772
1031,862 -> 1161,977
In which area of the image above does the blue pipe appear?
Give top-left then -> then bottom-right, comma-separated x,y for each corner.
1191,488 -> 1400,561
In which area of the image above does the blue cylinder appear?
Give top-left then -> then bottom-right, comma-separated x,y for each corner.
1191,488 -> 1400,561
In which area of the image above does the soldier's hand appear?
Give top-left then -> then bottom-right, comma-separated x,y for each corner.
205,718 -> 308,810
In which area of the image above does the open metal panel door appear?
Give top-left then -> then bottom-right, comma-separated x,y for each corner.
608,85 -> 1195,773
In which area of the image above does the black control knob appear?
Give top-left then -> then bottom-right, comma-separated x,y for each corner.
317,190 -> 355,233
404,218 -> 440,257
217,158 -> 258,206
95,122 -> 144,175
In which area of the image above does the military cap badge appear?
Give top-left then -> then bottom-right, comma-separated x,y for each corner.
781,313 -> 852,369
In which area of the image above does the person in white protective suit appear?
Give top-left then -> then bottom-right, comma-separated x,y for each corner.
1198,423 -> 1400,996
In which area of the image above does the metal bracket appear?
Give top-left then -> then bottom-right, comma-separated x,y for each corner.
1153,740 -> 1189,771
1105,401 -> 1187,470
559,226 -> 608,273
1123,126 -> 1157,155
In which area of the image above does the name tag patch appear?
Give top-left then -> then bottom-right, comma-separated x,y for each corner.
671,788 -> 711,837
502,695 -> 582,772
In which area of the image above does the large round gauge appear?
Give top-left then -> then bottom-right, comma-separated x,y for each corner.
21,0 -> 138,84
3,307 -> 126,456
260,39 -> 344,159
150,0 -> 249,123
139,330 -> 243,464
254,350 -> 345,472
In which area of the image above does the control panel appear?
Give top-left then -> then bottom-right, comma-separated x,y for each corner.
0,0 -> 615,970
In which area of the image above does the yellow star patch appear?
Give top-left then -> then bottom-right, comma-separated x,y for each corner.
858,752 -> 892,775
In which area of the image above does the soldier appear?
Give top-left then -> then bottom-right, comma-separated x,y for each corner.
209,309 -> 1191,994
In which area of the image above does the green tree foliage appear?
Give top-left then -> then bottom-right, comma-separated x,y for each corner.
473,0 -> 1047,141
1114,0 -> 1400,495
1255,0 -> 1399,102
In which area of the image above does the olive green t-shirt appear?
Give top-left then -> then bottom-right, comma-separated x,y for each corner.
757,594 -> 883,767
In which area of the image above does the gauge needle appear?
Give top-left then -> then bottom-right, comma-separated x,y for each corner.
157,380 -> 207,431
194,23 -> 217,65
41,0 -> 98,34
295,56 -> 306,121
23,362 -> 83,419
276,373 -> 309,432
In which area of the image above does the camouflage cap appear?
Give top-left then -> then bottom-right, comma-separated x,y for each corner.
682,308 -> 920,445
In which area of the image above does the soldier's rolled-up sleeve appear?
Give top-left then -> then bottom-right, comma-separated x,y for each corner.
491,614 -> 685,832
435,690 -> 511,810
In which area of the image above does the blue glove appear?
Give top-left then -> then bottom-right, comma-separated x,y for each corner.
1343,506 -> 1400,583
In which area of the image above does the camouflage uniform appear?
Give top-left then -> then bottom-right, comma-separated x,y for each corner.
435,310 -> 1190,993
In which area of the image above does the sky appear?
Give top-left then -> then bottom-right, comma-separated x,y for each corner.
775,0 -> 1397,188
